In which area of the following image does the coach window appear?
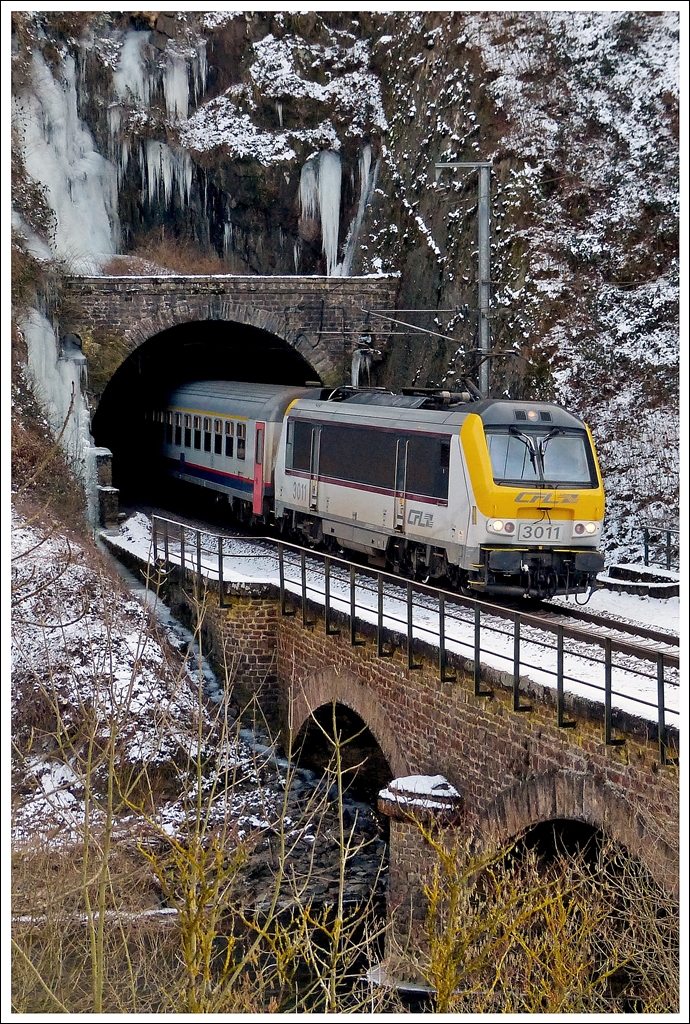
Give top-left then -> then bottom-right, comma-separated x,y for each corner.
237,423 -> 246,460
184,414 -> 192,448
193,415 -> 202,450
174,413 -> 182,446
203,416 -> 212,453
214,419 -> 223,455
165,411 -> 173,444
225,421 -> 234,458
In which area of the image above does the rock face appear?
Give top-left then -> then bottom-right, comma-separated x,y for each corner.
11,10 -> 679,561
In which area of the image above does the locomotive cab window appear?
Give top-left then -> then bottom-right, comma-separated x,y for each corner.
225,421 -> 234,458
485,427 -> 598,488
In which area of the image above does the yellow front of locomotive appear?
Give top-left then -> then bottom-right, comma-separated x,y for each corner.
459,402 -> 605,598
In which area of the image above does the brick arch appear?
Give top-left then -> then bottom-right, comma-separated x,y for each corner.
479,770 -> 678,894
285,666 -> 409,781
119,300 -> 323,375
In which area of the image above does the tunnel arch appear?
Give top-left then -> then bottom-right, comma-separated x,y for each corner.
478,771 -> 678,894
286,667 -> 409,783
90,318 -> 321,495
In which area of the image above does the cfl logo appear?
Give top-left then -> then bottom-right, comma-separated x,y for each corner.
408,509 -> 434,528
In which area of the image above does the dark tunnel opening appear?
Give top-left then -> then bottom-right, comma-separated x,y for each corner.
91,320 -> 320,499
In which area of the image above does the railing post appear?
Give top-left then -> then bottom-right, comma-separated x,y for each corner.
513,614 -> 529,711
180,525 -> 185,578
324,557 -> 339,635
377,575 -> 388,656
152,517 -> 158,563
557,625 -> 575,728
407,583 -> 420,669
350,565 -> 364,646
218,536 -> 230,608
603,638 -> 623,745
196,529 -> 202,577
438,595 -> 454,682
301,550 -> 314,627
473,605 -> 490,696
657,653 -> 667,765
279,544 -> 294,617
163,520 -> 169,568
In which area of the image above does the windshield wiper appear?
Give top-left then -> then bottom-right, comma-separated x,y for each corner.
509,426 -> 542,481
537,427 -> 563,463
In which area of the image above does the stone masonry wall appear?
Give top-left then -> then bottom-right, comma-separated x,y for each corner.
274,595 -> 678,894
61,274 -> 400,387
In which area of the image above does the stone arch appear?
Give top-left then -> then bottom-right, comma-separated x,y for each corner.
115,301 -> 329,382
285,665 -> 409,781
479,770 -> 678,894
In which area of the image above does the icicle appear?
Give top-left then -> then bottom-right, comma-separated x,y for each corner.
276,100 -> 283,127
223,221 -> 233,255
143,140 -> 192,208
341,144 -> 378,277
194,38 -> 208,103
113,31 -> 151,107
294,242 -> 300,273
351,349 -> 373,388
318,151 -> 342,276
299,157 -> 320,222
164,52 -> 189,121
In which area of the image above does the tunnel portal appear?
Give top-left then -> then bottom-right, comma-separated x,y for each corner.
91,319 -> 321,498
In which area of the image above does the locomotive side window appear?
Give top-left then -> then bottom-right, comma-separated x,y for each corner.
291,420 -> 312,472
184,414 -> 192,448
237,423 -> 246,460
406,435 -> 450,499
174,413 -> 182,446
225,421 -> 234,458
214,419 -> 223,455
193,415 -> 201,450
319,424 -> 397,489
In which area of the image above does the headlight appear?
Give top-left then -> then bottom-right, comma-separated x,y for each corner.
487,519 -> 515,534
575,522 -> 598,535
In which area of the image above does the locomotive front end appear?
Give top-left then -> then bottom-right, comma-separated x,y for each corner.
460,402 -> 605,598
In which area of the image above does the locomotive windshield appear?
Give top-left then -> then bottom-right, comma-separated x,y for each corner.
485,427 -> 598,488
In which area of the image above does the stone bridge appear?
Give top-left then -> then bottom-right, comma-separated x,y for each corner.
102,527 -> 678,977
61,273 -> 400,394
163,576 -> 679,902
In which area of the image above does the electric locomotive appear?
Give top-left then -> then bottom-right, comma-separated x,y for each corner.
152,381 -> 605,599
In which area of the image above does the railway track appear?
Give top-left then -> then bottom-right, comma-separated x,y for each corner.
121,503 -> 679,671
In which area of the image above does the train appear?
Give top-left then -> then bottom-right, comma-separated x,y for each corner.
149,381 -> 605,599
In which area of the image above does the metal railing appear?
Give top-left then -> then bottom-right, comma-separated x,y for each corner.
642,526 -> 680,571
150,516 -> 679,766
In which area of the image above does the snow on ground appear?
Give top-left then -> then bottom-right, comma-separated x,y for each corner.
111,513 -> 679,727
11,511 -> 284,848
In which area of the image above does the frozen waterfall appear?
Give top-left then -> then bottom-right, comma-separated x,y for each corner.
13,51 -> 118,274
299,151 -> 342,276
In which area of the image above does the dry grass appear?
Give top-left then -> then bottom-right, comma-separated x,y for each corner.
104,234 -> 230,277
